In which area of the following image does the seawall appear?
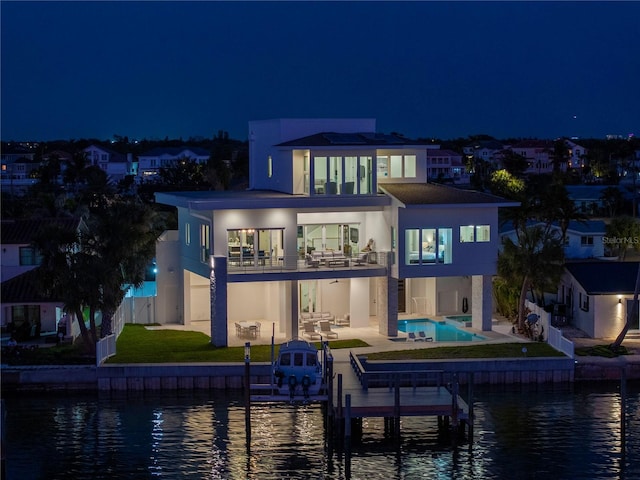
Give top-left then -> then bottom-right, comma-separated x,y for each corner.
2,357 -> 640,392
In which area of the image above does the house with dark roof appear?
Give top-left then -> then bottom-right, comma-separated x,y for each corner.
560,261 -> 640,338
500,220 -> 607,259
1,218 -> 85,340
426,149 -> 468,184
83,145 -> 136,182
137,146 -> 210,182
155,118 -> 518,347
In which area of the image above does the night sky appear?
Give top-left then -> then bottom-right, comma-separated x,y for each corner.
1,1 -> 639,142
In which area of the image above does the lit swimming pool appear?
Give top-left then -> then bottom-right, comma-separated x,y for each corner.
398,318 -> 484,342
444,315 -> 472,327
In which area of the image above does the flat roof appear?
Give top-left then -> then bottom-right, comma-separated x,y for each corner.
155,189 -> 391,210
380,183 -> 519,208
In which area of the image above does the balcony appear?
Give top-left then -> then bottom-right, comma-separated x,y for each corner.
227,252 -> 388,275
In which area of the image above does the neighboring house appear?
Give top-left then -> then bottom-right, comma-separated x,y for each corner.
508,140 -> 560,175
559,261 -> 640,338
565,139 -> 588,170
137,146 -> 210,181
1,146 -> 39,195
83,145 -> 136,182
462,140 -> 505,168
0,217 -> 85,340
426,149 -> 469,184
499,220 -> 607,259
155,118 -> 518,347
565,185 -> 631,216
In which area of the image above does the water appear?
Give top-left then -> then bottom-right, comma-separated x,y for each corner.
3,383 -> 639,479
398,318 -> 484,341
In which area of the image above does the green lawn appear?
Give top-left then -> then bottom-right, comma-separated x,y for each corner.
365,342 -> 566,361
106,324 -> 368,363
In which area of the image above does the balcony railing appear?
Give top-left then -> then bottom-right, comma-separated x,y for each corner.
227,251 -> 389,274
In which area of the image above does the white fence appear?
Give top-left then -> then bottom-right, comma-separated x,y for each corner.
548,325 -> 575,359
96,296 -> 144,366
525,300 -> 574,358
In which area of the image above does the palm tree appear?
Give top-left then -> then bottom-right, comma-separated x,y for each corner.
498,225 -> 565,332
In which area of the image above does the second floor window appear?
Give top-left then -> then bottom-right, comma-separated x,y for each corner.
19,246 -> 43,266
200,224 -> 210,263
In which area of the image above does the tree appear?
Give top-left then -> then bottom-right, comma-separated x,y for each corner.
600,186 -> 625,217
605,216 -> 640,260
489,169 -> 525,199
498,225 -> 565,332
500,150 -> 529,177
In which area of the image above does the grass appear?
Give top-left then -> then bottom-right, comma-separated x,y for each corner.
365,342 -> 566,361
106,324 -> 369,363
574,344 -> 631,358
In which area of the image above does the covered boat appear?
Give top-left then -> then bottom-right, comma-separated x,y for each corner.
273,338 -> 324,399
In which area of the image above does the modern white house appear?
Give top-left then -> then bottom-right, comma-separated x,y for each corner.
559,261 -> 640,338
154,118 -> 518,346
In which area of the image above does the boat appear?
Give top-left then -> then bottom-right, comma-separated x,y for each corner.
273,338 -> 324,400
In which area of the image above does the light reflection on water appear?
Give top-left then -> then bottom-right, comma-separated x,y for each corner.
3,383 -> 640,479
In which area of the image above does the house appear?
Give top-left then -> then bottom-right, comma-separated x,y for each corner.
154,118 -> 518,347
0,145 -> 39,195
1,217 -> 85,340
508,140 -> 559,175
499,220 -> 607,259
565,139 -> 588,170
426,149 -> 469,184
83,145 -> 136,182
137,146 -> 210,182
463,140 -> 506,169
559,261 -> 640,338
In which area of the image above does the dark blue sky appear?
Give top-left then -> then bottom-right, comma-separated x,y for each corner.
2,1 -> 639,142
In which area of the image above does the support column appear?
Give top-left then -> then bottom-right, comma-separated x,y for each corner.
210,256 -> 228,347
379,252 -> 398,336
472,274 -> 492,331
290,280 -> 298,339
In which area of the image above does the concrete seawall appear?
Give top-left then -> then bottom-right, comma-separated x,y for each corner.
3,357 -> 640,392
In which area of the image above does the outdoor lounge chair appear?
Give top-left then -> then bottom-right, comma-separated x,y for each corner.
418,331 -> 433,342
407,332 -> 417,342
303,321 -> 321,340
319,320 -> 338,339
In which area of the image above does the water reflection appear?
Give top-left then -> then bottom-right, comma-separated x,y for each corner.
2,384 -> 640,480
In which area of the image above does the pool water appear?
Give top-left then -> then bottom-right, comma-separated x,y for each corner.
398,318 -> 484,341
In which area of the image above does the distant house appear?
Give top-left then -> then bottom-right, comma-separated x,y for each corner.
426,149 -> 469,184
0,146 -> 39,195
0,217 -> 85,340
499,220 -> 607,259
463,140 -> 505,167
559,261 -> 640,338
137,146 -> 210,182
508,140 -> 559,175
83,145 -> 136,182
565,185 -> 630,216
565,139 -> 588,170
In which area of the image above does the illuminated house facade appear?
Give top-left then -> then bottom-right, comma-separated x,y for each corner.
155,119 -> 517,346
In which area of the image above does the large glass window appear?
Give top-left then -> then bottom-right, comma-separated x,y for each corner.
314,156 -> 327,194
299,223 -> 360,257
377,156 -> 388,178
227,228 -> 284,267
390,155 -> 403,178
405,227 -> 452,265
200,224 -> 210,263
404,155 -> 417,177
359,156 -> 372,194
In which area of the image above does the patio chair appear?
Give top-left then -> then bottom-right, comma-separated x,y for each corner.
418,331 -> 433,342
407,332 -> 421,342
319,320 -> 338,339
303,321 -> 321,340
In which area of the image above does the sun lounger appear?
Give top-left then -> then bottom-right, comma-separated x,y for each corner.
418,331 -> 433,342
303,321 -> 321,340
319,320 -> 338,339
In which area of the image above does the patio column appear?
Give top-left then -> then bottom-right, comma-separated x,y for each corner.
472,274 -> 492,331
289,280 -> 298,339
210,256 -> 228,347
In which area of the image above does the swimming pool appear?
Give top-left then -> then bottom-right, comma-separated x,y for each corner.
444,315 -> 472,327
398,318 -> 484,341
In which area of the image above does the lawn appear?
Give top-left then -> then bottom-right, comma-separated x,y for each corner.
365,342 -> 567,361
106,324 -> 368,363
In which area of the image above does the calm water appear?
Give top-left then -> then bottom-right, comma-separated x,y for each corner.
398,318 -> 484,341
3,383 -> 640,479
